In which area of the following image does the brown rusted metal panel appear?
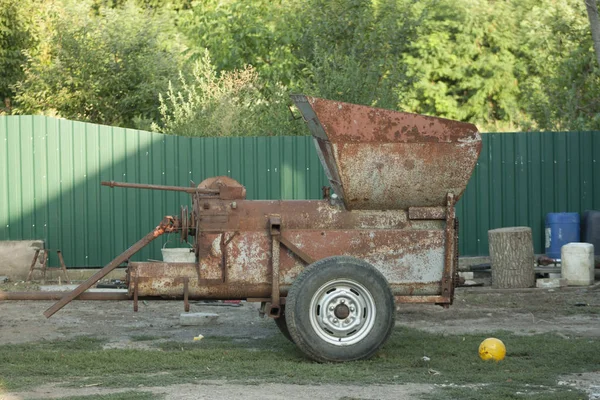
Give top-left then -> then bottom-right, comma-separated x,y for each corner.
408,207 -> 446,220
131,225 -> 447,299
395,295 -> 448,304
279,235 -> 315,265
291,95 -> 482,211
193,199 -> 410,232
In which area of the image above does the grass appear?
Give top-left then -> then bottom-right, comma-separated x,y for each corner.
0,329 -> 596,399
129,335 -> 165,342
53,393 -> 161,400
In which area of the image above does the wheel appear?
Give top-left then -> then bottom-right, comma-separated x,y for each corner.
274,305 -> 294,342
286,256 -> 395,362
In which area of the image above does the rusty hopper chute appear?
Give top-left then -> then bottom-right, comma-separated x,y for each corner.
10,95 -> 482,363
291,95 -> 481,210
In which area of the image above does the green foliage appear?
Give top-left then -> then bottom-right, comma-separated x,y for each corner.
178,0 -> 303,88
516,0 -> 600,131
0,0 -> 34,114
3,0 -> 599,133
153,50 -> 305,136
13,0 -> 184,128
398,0 -> 522,129
296,0 -> 413,109
398,0 -> 600,131
58,393 -> 162,400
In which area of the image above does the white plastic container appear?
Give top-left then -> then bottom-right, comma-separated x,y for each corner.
161,248 -> 196,263
561,243 -> 595,286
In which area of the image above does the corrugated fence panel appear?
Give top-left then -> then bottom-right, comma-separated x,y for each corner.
2,115 -> 600,266
456,131 -> 600,256
0,116 -> 328,267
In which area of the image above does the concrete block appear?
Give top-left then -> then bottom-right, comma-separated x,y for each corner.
536,278 -> 568,289
40,285 -> 78,292
0,240 -> 44,281
44,268 -> 127,282
40,285 -> 127,294
180,312 -> 219,326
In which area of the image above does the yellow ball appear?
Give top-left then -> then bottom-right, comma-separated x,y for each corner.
478,338 -> 506,361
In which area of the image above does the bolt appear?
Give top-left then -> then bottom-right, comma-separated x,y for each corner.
349,306 -> 355,312
333,318 -> 338,323
329,306 -> 334,311
340,299 -> 345,304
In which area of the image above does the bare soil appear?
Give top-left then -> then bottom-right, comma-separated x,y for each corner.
1,284 -> 599,399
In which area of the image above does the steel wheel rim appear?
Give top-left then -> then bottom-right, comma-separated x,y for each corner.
308,278 -> 376,346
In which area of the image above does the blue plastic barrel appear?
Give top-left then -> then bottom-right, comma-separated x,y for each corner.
545,212 -> 580,260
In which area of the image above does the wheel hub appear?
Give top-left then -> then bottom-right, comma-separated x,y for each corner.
334,303 -> 350,319
309,279 -> 376,346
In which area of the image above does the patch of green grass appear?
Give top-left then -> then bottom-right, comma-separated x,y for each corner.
0,328 -> 596,400
44,392 -> 162,400
129,335 -> 163,342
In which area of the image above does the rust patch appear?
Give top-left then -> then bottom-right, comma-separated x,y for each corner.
307,97 -> 479,143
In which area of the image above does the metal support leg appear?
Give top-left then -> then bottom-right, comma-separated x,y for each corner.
133,272 -> 139,312
26,250 -> 41,282
441,193 -> 456,303
57,250 -> 71,284
183,277 -> 190,312
269,215 -> 281,317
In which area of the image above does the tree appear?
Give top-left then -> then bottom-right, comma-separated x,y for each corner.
517,0 -> 600,130
296,0 -> 414,109
398,0 -> 521,130
178,0 -> 303,88
13,0 -> 184,128
585,0 -> 600,68
0,0 -> 34,114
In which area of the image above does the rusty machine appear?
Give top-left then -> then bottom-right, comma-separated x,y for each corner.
3,95 -> 482,362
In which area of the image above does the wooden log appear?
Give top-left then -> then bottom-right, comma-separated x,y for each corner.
488,227 -> 535,289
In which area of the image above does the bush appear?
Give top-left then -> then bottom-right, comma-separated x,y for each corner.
153,49 -> 306,137
13,0 -> 184,128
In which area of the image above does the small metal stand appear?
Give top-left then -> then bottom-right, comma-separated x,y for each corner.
26,249 -> 71,284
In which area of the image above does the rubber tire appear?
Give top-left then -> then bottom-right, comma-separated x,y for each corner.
286,256 -> 395,363
274,305 -> 294,342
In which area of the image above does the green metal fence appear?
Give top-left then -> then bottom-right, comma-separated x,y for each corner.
457,130 -> 600,256
1,115 -> 599,267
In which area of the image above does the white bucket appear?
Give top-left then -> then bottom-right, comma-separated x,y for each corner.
561,243 -> 595,286
161,248 -> 196,263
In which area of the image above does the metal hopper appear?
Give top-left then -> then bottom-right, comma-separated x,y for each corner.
291,95 -> 482,210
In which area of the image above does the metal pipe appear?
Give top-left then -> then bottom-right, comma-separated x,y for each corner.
43,216 -> 179,318
0,292 -> 130,301
101,181 -> 219,194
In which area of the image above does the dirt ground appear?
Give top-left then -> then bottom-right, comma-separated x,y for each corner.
1,285 -> 599,399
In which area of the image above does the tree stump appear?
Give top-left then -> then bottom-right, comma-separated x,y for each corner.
488,227 -> 535,288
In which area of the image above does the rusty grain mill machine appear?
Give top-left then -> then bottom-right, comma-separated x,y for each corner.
9,95 -> 482,362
